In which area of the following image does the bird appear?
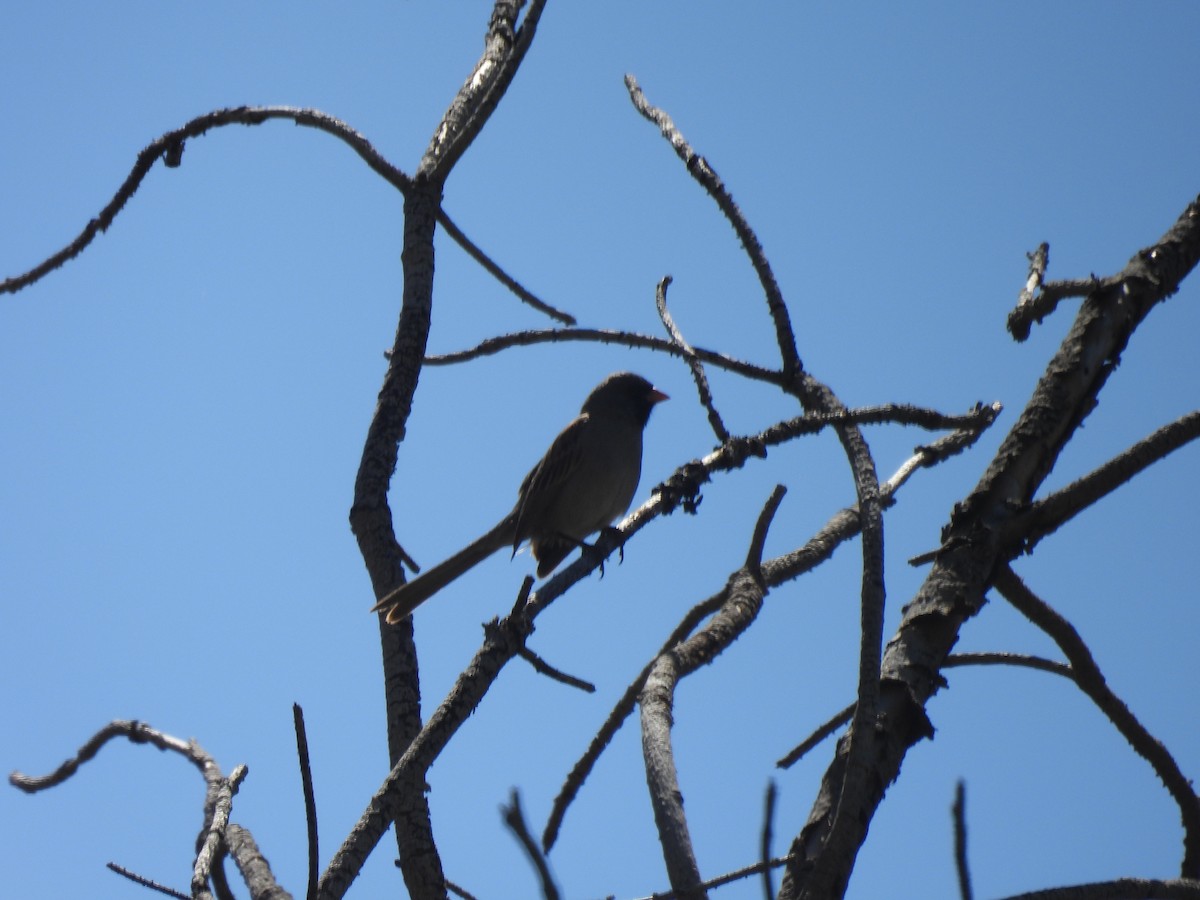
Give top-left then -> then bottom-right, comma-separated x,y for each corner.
371,372 -> 668,623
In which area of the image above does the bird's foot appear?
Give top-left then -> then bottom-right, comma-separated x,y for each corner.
583,527 -> 625,578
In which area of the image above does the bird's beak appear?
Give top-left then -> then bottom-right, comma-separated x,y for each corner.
648,387 -> 669,404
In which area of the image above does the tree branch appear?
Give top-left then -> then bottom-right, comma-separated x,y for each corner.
994,565 -> 1200,877
779,192 -> 1200,900
1018,410 -> 1200,553
502,790 -> 561,900
293,704 -> 319,900
625,75 -> 801,378
953,781 -> 974,900
656,275 -> 730,442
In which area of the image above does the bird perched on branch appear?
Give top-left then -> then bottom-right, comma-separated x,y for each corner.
371,371 -> 668,623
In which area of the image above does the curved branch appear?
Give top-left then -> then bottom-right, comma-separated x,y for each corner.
1,103 -> 573,324
656,275 -> 730,442
639,489 -> 781,897
994,566 -> 1200,876
625,75 -> 801,377
502,790 -> 561,900
424,326 -> 784,384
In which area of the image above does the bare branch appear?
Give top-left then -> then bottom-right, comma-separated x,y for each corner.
1,102 -> 569,328
516,646 -> 596,693
106,863 -> 190,900
420,0 -> 548,180
639,489 -> 783,898
953,781 -> 974,900
542,592 -> 725,852
293,704 -> 319,900
628,854 -> 798,900
776,704 -> 855,770
501,790 -> 561,900
993,878 -> 1200,900
994,566 -> 1200,876
1008,242 -> 1051,340
225,824 -> 294,900
656,275 -> 731,442
192,764 -> 248,900
762,781 -> 779,900
10,719 -> 203,792
1007,239 -> 1113,341
942,651 -> 1073,681
446,880 -> 482,900
779,192 -> 1200,900
435,210 -> 575,324
318,610 -> 536,898
424,326 -> 784,385
625,75 -> 801,377
777,652 -> 1073,769
1019,410 -> 1200,553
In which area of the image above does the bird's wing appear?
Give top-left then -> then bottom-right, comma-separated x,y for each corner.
512,412 -> 590,552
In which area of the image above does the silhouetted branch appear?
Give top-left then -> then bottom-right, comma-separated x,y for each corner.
942,652 -> 1072,681
625,75 -> 801,377
953,781 -> 973,900
993,878 -> 1200,900
1019,411 -> 1200,553
628,854 -> 798,900
639,489 -> 783,896
502,790 -> 561,900
776,704 -> 855,770
548,411 -> 996,849
106,863 -> 190,900
778,652 -> 1072,770
994,566 -> 1200,877
656,274 -> 730,442
762,781 -> 779,900
293,704 -> 319,900
425,326 -> 783,384
779,192 -> 1200,900
1,101 -> 572,329
517,646 -> 596,693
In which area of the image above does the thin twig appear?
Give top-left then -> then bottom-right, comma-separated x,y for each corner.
777,652 -> 1074,769
106,863 -> 190,900
942,651 -> 1072,680
761,781 -> 778,900
656,275 -> 730,442
502,790 -> 561,900
517,646 -> 596,693
424,327 -> 783,385
952,781 -> 973,900
776,704 -> 855,770
293,704 -> 319,900
1,104 -> 572,324
1018,410 -> 1200,553
628,854 -> 797,900
1007,242 -> 1050,340
625,75 -> 801,377
446,879 -> 482,900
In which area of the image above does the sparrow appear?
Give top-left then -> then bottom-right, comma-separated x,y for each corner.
371,372 -> 668,623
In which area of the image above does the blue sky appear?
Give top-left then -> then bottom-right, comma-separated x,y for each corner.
2,4 -> 1198,899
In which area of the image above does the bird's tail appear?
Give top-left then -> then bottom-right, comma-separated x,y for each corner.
370,515 -> 517,623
